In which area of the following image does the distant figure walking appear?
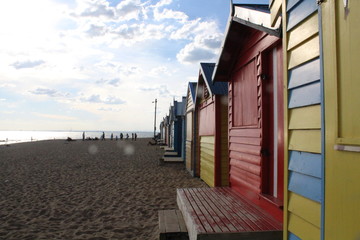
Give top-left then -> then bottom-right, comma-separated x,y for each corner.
126,133 -> 129,140
120,133 -> 123,140
111,133 -> 113,140
134,133 -> 137,141
82,132 -> 85,141
131,133 -> 134,141
101,132 -> 105,140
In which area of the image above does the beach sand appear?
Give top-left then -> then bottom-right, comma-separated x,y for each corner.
0,139 -> 207,240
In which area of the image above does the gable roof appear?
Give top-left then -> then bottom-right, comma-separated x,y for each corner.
188,82 -> 197,103
199,62 -> 228,96
213,2 -> 281,82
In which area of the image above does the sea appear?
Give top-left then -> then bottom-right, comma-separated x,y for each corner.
0,130 -> 154,145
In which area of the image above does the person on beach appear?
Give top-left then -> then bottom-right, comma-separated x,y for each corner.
134,133 -> 137,141
101,132 -> 105,140
120,133 -> 123,140
111,133 -> 113,140
131,133 -> 134,141
126,133 -> 129,140
82,132 -> 85,141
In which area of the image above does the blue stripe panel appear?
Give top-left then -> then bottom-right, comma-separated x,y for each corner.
289,171 -> 322,202
288,81 -> 320,108
287,0 -> 301,12
287,0 -> 318,31
289,232 -> 302,240
289,151 -> 322,178
288,58 -> 320,89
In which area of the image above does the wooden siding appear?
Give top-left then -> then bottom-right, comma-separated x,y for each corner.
288,213 -> 320,240
185,140 -> 192,171
186,87 -> 194,112
229,51 -> 262,197
287,13 -> 318,51
289,105 -> 321,129
287,35 -> 319,70
200,136 -> 215,187
185,112 -> 193,173
286,0 -> 317,31
198,100 -> 215,136
288,192 -> 321,228
226,31 -> 283,222
232,59 -> 258,127
322,1 -> 360,239
283,0 -> 322,239
219,95 -> 229,186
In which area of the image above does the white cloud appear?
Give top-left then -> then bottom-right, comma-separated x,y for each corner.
154,8 -> 188,22
10,60 -> 46,69
116,0 -> 143,21
153,0 -> 173,8
96,77 -> 121,87
139,85 -> 171,97
81,94 -> 126,105
176,34 -> 223,64
149,66 -> 172,77
0,0 -> 225,131
33,112 -> 77,121
29,88 -> 70,98
86,24 -> 108,37
77,0 -> 116,19
112,23 -> 167,41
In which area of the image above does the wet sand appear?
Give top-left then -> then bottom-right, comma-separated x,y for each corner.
0,139 -> 207,240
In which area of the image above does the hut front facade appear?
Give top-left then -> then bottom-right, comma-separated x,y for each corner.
195,62 -> 228,187
270,0 -> 360,239
169,99 -> 185,157
213,3 -> 283,222
185,82 -> 197,175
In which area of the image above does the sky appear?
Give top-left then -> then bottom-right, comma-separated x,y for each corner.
0,0 -> 268,132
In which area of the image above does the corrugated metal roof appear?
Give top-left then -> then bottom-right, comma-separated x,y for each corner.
200,62 -> 228,95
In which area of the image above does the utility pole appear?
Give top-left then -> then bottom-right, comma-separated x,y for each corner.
153,98 -> 157,138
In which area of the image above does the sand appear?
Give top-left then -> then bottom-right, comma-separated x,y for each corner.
0,139 -> 207,240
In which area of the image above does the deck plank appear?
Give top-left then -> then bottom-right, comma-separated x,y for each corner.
177,187 -> 282,240
188,188 -> 224,233
220,188 -> 281,230
177,189 -> 206,233
194,188 -> 238,232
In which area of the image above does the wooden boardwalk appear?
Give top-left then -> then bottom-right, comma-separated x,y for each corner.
177,187 -> 282,240
159,210 -> 188,240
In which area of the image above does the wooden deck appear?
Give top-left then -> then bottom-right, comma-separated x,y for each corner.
164,151 -> 178,156
163,157 -> 183,163
177,187 -> 282,240
159,210 -> 188,240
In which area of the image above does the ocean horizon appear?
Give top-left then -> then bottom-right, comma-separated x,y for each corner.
0,130 -> 154,145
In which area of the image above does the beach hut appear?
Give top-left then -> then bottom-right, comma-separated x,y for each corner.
175,4 -> 286,240
184,82 -> 197,175
213,2 -> 283,222
159,120 -> 165,141
270,0 -> 360,239
195,62 -> 228,187
168,99 -> 186,157
163,115 -> 170,146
